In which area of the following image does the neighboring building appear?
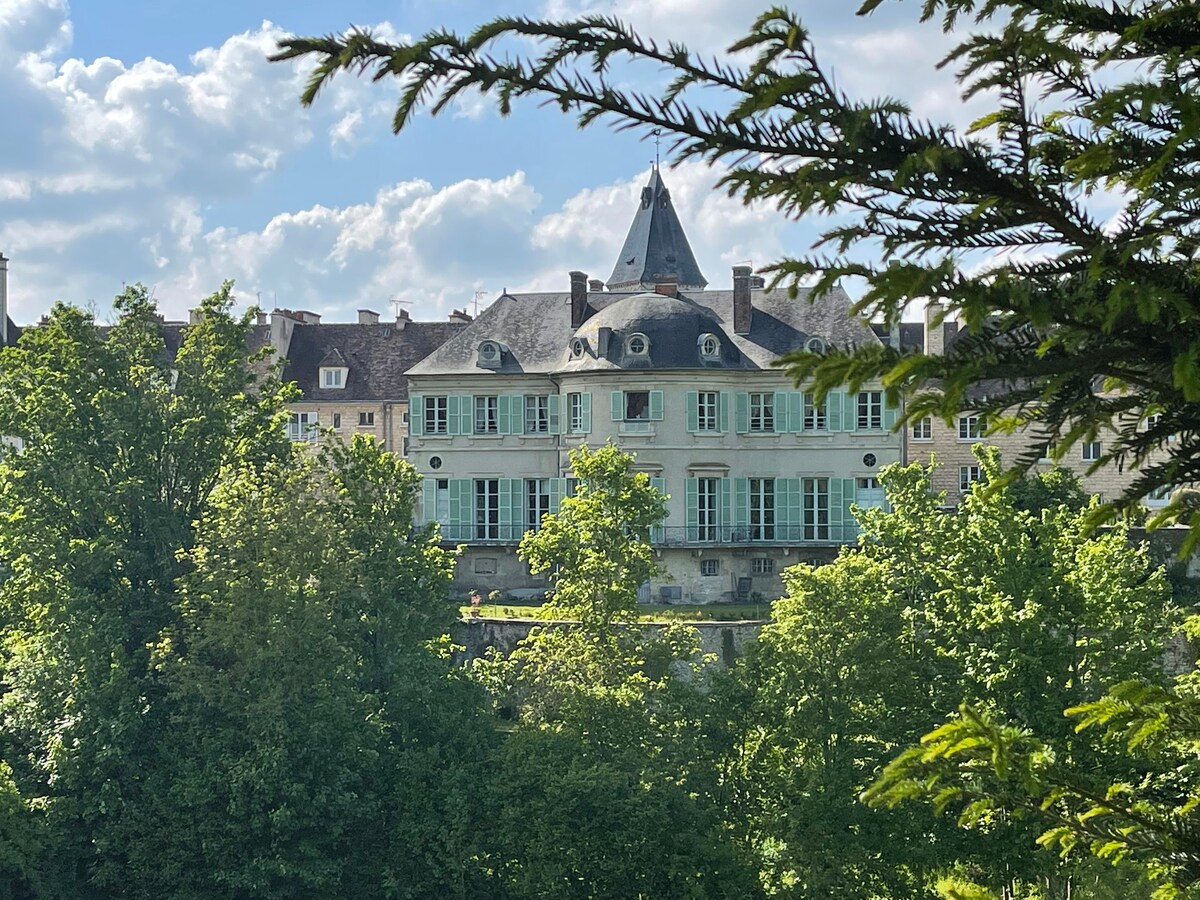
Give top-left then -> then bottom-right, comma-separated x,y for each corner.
269,307 -> 467,454
406,168 -> 903,602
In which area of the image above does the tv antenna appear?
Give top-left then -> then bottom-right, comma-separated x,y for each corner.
472,290 -> 489,317
392,296 -> 413,320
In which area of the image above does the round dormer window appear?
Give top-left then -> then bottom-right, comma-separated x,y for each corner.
570,338 -> 586,359
626,333 -> 648,355
479,341 -> 500,361
698,333 -> 720,359
805,336 -> 827,354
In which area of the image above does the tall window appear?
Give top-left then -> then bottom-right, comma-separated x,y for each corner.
475,479 -> 499,539
749,393 -> 774,432
697,391 -> 719,431
959,466 -> 982,492
287,411 -> 317,443
750,478 -> 775,540
475,395 -> 499,434
568,392 -> 585,432
525,395 -> 550,434
802,478 -> 829,540
911,417 -> 932,440
625,391 -> 650,420
857,391 -> 882,429
958,415 -> 982,440
526,478 -> 551,532
434,479 -> 449,523
425,396 -> 448,435
697,477 -> 719,541
803,392 -> 826,430
1082,440 -> 1102,462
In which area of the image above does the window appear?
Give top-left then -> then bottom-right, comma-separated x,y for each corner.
749,393 -> 774,432
751,558 -> 775,576
358,411 -> 375,427
697,477 -> 719,541
700,558 -> 720,577
568,392 -> 585,432
959,465 -> 982,492
434,479 -> 450,522
802,478 -> 829,541
525,395 -> 550,434
626,333 -> 648,355
911,417 -> 932,440
1146,413 -> 1163,430
526,479 -> 552,532
625,391 -> 650,421
1039,440 -> 1058,463
475,479 -> 499,539
1147,484 -> 1171,506
475,395 -> 499,434
750,478 -> 775,540
286,411 -> 317,443
857,391 -> 883,429
697,391 -> 718,432
699,333 -> 720,359
803,392 -> 826,430
958,415 -> 982,440
570,338 -> 586,359
425,397 -> 448,435
1082,440 -> 1102,462
321,367 -> 344,388
332,413 -> 341,429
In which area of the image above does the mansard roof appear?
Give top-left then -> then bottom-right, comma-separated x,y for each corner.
606,168 -> 707,291
406,282 -> 881,377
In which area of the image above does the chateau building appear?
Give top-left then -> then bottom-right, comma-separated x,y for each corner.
406,168 -> 903,602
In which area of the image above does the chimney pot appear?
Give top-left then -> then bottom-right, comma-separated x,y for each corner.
357,309 -> 380,325
449,309 -> 473,324
570,270 -> 589,328
732,266 -> 753,335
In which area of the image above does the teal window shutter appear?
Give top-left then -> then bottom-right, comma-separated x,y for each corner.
512,394 -> 526,435
773,390 -> 788,433
581,393 -> 592,432
720,478 -> 731,535
458,395 -> 473,435
788,392 -> 804,433
734,478 -> 750,532
774,479 -> 788,539
611,390 -> 624,421
448,480 -> 466,539
719,392 -> 730,433
843,478 -> 859,540
686,391 -> 699,433
548,394 -> 562,434
829,478 -> 843,540
843,392 -> 857,432
883,395 -> 899,430
782,478 -> 802,540
409,395 -> 424,436
685,478 -> 698,541
498,478 -> 514,537
649,390 -> 664,421
497,395 -> 511,435
650,476 -> 666,543
827,390 -> 843,431
421,477 -> 436,525
735,392 -> 749,434
447,395 -> 461,436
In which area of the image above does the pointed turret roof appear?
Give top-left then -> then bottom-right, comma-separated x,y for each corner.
606,168 -> 707,291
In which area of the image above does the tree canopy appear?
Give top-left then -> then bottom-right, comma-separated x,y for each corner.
274,0 -> 1200,531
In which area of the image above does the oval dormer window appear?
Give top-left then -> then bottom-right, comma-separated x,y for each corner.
698,333 -> 720,360
805,336 -> 827,354
570,338 -> 586,359
626,333 -> 648,356
479,341 -> 500,361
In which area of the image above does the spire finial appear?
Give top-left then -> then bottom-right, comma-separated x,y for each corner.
651,128 -> 661,168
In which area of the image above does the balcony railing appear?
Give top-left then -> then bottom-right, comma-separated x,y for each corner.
427,523 -> 859,546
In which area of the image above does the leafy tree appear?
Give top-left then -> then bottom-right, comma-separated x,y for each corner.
275,0 -> 1200,529
726,452 -> 1176,898
478,444 -> 761,897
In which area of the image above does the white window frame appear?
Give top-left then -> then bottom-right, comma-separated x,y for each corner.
320,367 -> 345,389
749,393 -> 774,432
857,391 -> 882,429
958,415 -> 982,441
567,392 -> 583,432
697,477 -> 719,542
1082,440 -> 1102,462
749,477 -> 775,540
751,558 -> 775,576
626,333 -> 649,356
287,411 -> 318,443
911,417 -> 932,441
425,396 -> 449,435
803,392 -> 826,430
525,395 -> 550,434
959,465 -> 982,493
358,411 -> 375,427
700,558 -> 720,577
697,391 -> 719,432
475,479 -> 500,540
802,477 -> 829,541
475,395 -> 499,435
526,478 -> 552,532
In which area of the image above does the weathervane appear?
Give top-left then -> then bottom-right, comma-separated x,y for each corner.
651,128 -> 661,168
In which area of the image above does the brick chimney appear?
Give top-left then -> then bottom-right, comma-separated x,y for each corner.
924,301 -> 945,356
357,309 -> 380,325
570,270 -> 588,328
395,307 -> 410,331
732,265 -> 753,335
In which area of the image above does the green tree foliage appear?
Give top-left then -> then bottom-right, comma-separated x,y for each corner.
727,452 -> 1176,898
479,444 -> 761,897
275,0 -> 1200,528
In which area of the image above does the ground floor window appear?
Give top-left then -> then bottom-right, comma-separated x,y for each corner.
751,558 -> 775,576
802,478 -> 829,541
526,478 -> 551,532
475,479 -> 499,539
700,558 -> 720,577
697,477 -> 719,541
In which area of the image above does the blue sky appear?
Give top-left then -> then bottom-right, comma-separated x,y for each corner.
1,0 -> 978,324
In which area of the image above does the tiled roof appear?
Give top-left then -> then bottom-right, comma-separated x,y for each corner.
607,168 -> 707,290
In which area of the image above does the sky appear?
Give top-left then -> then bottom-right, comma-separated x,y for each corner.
0,0 -> 980,325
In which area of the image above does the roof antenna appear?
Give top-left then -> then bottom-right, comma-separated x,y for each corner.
392,296 -> 413,320
472,289 -> 489,316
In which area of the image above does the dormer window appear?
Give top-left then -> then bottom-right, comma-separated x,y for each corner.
805,336 -> 827,354
626,333 -> 649,356
570,337 -> 587,359
320,367 -> 347,389
698,333 -> 720,360
476,340 -> 506,370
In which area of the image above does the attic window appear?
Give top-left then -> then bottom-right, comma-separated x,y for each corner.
320,367 -> 347,389
805,336 -> 827,354
626,333 -> 648,356
570,337 -> 587,359
477,340 -> 505,369
698,333 -> 720,360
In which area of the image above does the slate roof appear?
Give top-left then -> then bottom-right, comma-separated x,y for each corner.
607,168 -> 707,290
406,285 -> 882,377
282,321 -> 465,402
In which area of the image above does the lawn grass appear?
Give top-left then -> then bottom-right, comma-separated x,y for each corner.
458,600 -> 773,622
